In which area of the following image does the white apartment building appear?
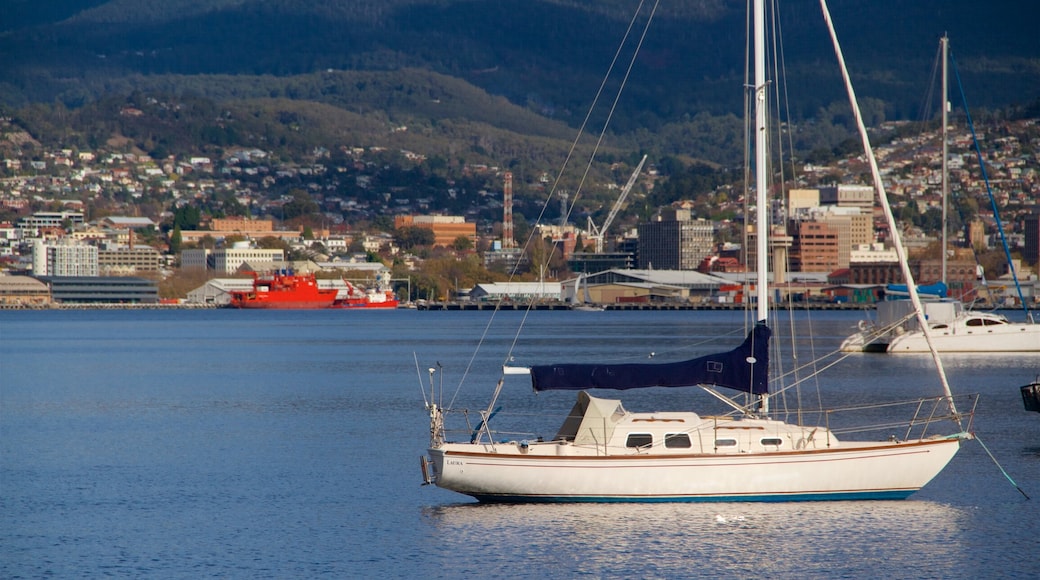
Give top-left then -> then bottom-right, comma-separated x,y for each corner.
32,239 -> 99,276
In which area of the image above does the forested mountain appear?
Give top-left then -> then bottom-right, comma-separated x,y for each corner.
2,0 -> 1038,168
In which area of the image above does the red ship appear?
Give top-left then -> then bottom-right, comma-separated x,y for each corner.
334,280 -> 400,309
228,270 -> 339,309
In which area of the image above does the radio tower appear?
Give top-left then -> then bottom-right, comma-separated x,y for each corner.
502,172 -> 515,248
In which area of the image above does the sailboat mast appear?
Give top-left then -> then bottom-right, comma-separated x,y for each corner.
753,0 -> 769,414
754,0 -> 769,322
941,34 -> 949,285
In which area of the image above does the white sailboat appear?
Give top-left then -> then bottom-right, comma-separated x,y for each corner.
420,1 -> 974,503
886,306 -> 1040,353
841,35 -> 1040,354
570,273 -> 605,311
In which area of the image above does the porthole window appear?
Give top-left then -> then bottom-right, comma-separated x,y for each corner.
714,438 -> 738,448
761,437 -> 783,447
626,433 -> 653,448
665,433 -> 692,448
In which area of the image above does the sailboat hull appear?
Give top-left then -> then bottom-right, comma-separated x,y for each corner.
429,437 -> 961,503
886,313 -> 1040,353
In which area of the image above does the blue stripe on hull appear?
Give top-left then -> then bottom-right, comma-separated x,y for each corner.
469,490 -> 917,503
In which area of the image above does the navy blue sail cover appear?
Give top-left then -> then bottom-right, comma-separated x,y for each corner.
530,322 -> 770,394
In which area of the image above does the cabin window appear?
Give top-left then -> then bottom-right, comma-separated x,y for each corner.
626,433 -> 653,448
760,437 -> 783,447
965,318 -> 1008,327
714,438 -> 738,448
665,433 -> 692,448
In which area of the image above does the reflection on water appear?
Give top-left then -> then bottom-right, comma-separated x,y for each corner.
421,501 -> 968,578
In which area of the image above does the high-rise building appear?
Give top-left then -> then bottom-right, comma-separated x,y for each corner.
32,239 -> 99,276
818,184 -> 874,211
788,220 -> 839,273
966,220 -> 988,253
806,208 -> 872,269
1023,213 -> 1039,267
636,209 -> 715,270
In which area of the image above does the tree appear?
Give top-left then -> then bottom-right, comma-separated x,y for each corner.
395,225 -> 435,250
173,205 -> 202,230
512,213 -> 531,247
370,215 -> 394,233
169,225 -> 183,255
198,235 -> 217,250
452,235 -> 473,252
282,189 -> 318,220
256,236 -> 290,251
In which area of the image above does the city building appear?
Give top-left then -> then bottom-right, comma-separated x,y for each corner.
211,217 -> 274,233
99,216 -> 156,230
818,184 -> 874,211
636,209 -> 714,270
579,268 -> 730,303
0,222 -> 19,254
16,211 -> 85,237
32,239 -> 99,276
178,217 -> 303,244
788,220 -> 839,273
36,276 -> 159,304
568,251 -> 636,273
846,252 -> 980,301
0,274 -> 51,306
469,282 -> 563,302
849,243 -> 898,264
186,278 -> 255,306
812,209 -> 872,269
181,244 -> 285,274
1024,212 -> 1039,267
394,215 -> 477,247
98,245 -> 163,274
788,188 -> 821,213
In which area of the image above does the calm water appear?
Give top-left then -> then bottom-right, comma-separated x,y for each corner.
2,308 -> 1038,579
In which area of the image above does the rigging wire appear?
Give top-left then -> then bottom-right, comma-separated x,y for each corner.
443,0 -> 659,411
950,52 -> 1031,318
414,352 -> 429,407
556,1 -> 660,231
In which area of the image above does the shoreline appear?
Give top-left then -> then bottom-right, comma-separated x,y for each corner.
415,301 -> 871,311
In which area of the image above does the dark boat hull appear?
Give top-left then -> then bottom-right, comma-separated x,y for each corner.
1022,382 -> 1040,413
